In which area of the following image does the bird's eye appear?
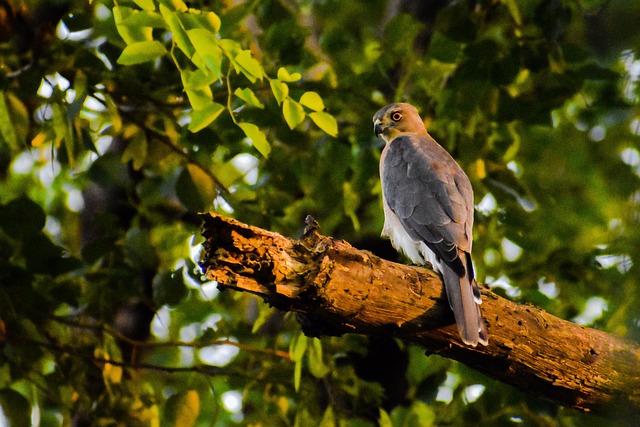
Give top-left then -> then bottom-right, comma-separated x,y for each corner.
391,111 -> 403,122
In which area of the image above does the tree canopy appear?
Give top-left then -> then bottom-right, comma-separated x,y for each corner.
0,0 -> 639,425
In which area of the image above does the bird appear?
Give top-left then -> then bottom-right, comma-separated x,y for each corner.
373,103 -> 488,346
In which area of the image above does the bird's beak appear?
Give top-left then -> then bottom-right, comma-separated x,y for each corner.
373,119 -> 384,138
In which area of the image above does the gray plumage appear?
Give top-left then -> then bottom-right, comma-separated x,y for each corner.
373,103 -> 488,346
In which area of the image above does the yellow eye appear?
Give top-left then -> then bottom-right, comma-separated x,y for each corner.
391,111 -> 403,122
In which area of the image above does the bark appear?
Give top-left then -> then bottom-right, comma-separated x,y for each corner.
199,212 -> 640,416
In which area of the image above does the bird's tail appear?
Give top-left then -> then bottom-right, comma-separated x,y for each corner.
441,252 -> 488,346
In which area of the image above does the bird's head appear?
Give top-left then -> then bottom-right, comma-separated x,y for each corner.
373,103 -> 425,143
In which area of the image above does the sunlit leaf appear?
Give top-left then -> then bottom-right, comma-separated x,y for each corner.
309,111 -> 338,137
160,5 -> 195,57
186,28 -> 223,76
234,50 -> 264,82
277,67 -> 302,82
117,40 -> 167,65
133,0 -> 156,11
234,87 -> 264,108
122,11 -> 166,28
188,102 -> 225,132
238,122 -> 270,157
299,91 -> 325,112
175,390 -> 200,427
113,6 -> 152,44
283,99 -> 305,129
269,79 -> 289,105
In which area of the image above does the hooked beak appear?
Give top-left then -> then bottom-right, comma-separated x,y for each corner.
373,119 -> 384,138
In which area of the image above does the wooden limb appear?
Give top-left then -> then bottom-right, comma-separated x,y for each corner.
199,213 -> 640,416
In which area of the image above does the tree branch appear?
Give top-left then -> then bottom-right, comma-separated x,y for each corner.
199,212 -> 640,416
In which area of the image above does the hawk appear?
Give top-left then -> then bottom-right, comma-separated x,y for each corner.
373,103 -> 488,346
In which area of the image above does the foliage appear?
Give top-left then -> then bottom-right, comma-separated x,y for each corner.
0,0 -> 639,425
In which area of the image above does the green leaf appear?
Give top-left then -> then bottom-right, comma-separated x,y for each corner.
122,11 -> 166,28
0,389 -> 31,427
233,50 -> 264,82
117,40 -> 167,65
290,333 -> 308,391
160,5 -> 194,57
283,99 -> 305,129
238,122 -> 270,157
309,111 -> 338,137
184,68 -> 217,90
299,91 -> 325,112
269,79 -> 289,105
185,87 -> 214,111
277,67 -> 302,82
379,409 -> 393,427
122,128 -> 148,170
342,181 -> 361,231
133,0 -> 156,10
319,406 -> 336,427
187,163 -> 216,207
113,6 -> 152,44
307,338 -> 330,379
0,90 -> 19,151
188,102 -> 225,132
234,87 -> 264,108
187,28 -> 223,76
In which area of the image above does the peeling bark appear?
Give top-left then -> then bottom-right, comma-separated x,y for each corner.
199,213 -> 640,416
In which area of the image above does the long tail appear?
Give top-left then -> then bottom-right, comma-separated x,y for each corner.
441,251 -> 488,346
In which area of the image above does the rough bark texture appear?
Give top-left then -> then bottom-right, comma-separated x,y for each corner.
199,212 -> 640,416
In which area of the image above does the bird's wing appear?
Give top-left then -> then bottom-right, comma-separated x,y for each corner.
382,134 -> 474,276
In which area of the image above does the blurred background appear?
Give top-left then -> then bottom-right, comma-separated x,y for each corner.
0,0 -> 639,425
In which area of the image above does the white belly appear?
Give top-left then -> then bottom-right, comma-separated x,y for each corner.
382,200 -> 442,273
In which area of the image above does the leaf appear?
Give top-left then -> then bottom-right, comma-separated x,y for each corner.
0,389 -> 31,427
238,122 -> 270,157
234,87 -> 264,108
188,102 -> 225,132
187,28 -> 223,76
113,6 -> 152,44
319,406 -> 336,427
0,90 -> 19,151
117,40 -> 167,65
122,126 -> 148,170
299,91 -> 325,112
269,79 -> 289,105
379,409 -> 393,427
187,163 -> 216,207
160,5 -> 194,57
122,11 -> 166,28
277,67 -> 302,82
185,87 -> 214,111
290,333 -> 308,392
282,99 -> 305,129
234,50 -> 264,82
309,111 -> 338,137
185,69 -> 218,89
307,338 -> 330,379
133,0 -> 156,10
165,391 -> 200,427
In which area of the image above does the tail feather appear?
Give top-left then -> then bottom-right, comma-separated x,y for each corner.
441,252 -> 488,346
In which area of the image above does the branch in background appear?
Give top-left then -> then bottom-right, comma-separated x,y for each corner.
199,212 -> 640,417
